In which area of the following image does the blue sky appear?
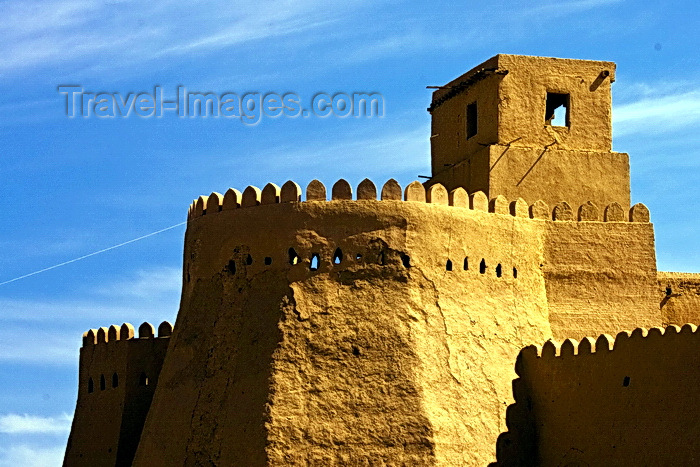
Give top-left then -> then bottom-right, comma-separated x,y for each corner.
1,0 -> 699,464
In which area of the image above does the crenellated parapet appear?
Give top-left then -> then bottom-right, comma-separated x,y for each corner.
186,178 -> 650,224
520,323 -> 698,360
82,321 -> 173,347
64,321 -> 173,466
496,323 -> 700,465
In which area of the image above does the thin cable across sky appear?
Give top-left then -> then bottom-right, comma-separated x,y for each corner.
0,221 -> 187,287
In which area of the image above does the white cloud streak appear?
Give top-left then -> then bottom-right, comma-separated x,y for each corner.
97,267 -> 182,299
0,414 -> 72,435
0,0 -> 365,75
0,444 -> 66,467
614,88 -> 700,137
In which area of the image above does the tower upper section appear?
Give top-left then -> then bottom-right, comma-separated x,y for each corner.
428,54 -> 630,210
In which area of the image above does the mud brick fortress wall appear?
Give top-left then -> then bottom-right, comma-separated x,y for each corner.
63,54 -> 700,466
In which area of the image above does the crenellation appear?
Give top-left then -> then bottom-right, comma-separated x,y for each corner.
542,339 -> 560,358
280,180 -> 302,202
527,325 -> 700,361
449,187 -> 468,208
357,178 -> 377,200
509,198 -> 528,217
222,188 -> 242,210
552,201 -> 574,221
560,338 -> 578,356
470,190 -> 488,211
578,336 -> 595,354
426,183 -> 448,205
630,202 -> 650,222
261,183 -> 280,205
305,179 -> 325,201
120,322 -> 135,340
604,201 -> 625,221
138,322 -> 155,339
380,178 -> 401,200
97,326 -> 109,344
330,179 -> 352,200
404,180 -> 426,202
489,194 -> 509,215
195,195 -> 208,217
158,321 -> 173,337
207,192 -> 223,212
108,324 -> 120,342
577,201 -> 600,221
185,179 -> 640,231
529,199 -> 549,219
241,186 -> 261,207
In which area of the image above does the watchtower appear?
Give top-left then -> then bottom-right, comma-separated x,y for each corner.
428,54 -> 630,209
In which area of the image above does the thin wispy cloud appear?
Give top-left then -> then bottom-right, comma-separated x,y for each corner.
0,444 -> 66,467
614,88 -> 700,136
0,296 -> 179,323
97,267 -> 182,299
0,0 -> 368,76
247,124 -> 430,179
0,414 -> 71,435
523,0 -> 623,17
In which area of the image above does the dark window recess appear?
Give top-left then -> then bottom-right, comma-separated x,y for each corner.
100,375 -> 106,391
227,260 -> 236,274
264,257 -> 272,265
666,287 -> 672,296
245,254 -> 253,265
463,257 -> 469,270
139,372 -> 149,387
289,248 -> 299,265
400,253 -> 411,268
480,259 -> 487,274
513,267 -> 518,279
112,373 -> 119,388
623,376 -> 631,387
355,253 -> 363,261
378,251 -> 386,266
88,378 -> 94,393
545,93 -> 570,127
333,248 -> 343,265
310,253 -> 320,271
496,264 -> 502,278
446,259 -> 453,271
466,102 -> 478,139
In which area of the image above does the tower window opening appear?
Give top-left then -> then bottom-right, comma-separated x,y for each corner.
463,257 -> 469,270
310,253 -> 320,271
480,259 -> 487,274
446,259 -> 453,271
545,92 -> 570,127
139,372 -> 149,387
623,376 -> 631,387
466,102 -> 477,139
513,267 -> 518,279
245,254 -> 253,265
401,253 -> 411,268
88,378 -> 94,393
227,260 -> 236,274
355,253 -> 363,261
333,248 -> 343,265
264,257 -> 272,265
496,264 -> 502,277
378,250 -> 386,266
288,248 -> 299,265
666,286 -> 672,296
100,374 -> 106,391
112,373 -> 119,388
